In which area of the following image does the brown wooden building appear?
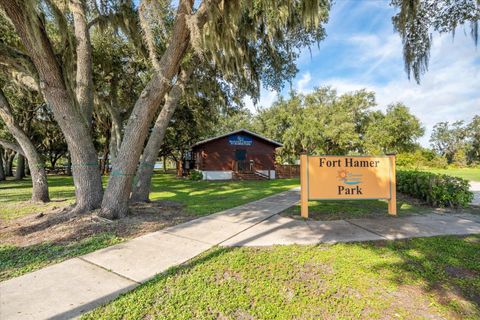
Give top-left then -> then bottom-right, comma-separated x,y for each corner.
190,129 -> 282,180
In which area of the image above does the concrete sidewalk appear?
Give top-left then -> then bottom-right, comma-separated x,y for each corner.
2,188 -> 480,320
221,212 -> 480,246
0,190 -> 300,320
471,181 -> 480,206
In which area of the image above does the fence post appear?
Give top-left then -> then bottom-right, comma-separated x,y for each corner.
300,154 -> 309,218
387,154 -> 397,216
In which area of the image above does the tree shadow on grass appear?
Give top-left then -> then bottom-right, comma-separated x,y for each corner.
0,233 -> 123,281
82,236 -> 480,319
0,201 -> 198,281
360,235 -> 480,318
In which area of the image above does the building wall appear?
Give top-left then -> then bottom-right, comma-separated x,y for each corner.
193,134 -> 277,171
201,171 -> 233,180
199,170 -> 276,180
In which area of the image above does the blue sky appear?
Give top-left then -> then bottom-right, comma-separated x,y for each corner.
244,0 -> 480,147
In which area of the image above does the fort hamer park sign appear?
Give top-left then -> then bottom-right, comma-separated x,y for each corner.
300,155 -> 397,218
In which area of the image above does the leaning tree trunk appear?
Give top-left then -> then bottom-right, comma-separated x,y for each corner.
25,158 -> 30,176
0,89 -> 50,201
14,154 -> 25,180
6,152 -> 14,176
106,104 -> 122,166
99,0 -> 194,219
0,148 -> 5,181
69,0 -> 94,126
66,155 -> 72,176
131,68 -> 192,202
0,0 -> 102,210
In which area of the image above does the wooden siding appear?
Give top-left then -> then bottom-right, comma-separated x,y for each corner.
192,134 -> 277,171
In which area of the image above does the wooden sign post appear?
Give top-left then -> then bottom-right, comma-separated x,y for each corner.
300,154 -> 396,218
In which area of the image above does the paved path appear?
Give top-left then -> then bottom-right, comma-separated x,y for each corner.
0,191 -> 299,320
471,181 -> 480,206
221,212 -> 480,246
2,189 -> 480,320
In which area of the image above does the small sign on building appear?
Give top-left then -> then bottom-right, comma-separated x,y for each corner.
228,135 -> 253,146
300,155 -> 397,218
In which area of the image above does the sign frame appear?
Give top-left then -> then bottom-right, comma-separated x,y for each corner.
300,154 -> 396,218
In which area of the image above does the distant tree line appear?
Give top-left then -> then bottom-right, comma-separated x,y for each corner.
429,117 -> 480,166
213,87 -> 425,164
212,87 -> 479,168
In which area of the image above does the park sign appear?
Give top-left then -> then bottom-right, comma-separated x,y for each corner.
300,155 -> 397,218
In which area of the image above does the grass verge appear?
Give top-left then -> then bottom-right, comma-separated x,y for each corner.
419,167 -> 480,182
0,173 -> 299,220
282,193 -> 435,221
83,235 -> 480,320
0,173 -> 298,281
0,233 -> 122,281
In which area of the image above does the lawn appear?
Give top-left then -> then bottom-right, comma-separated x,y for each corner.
0,173 -> 299,281
283,194 -> 433,221
0,173 -> 299,220
0,234 -> 123,281
420,167 -> 480,182
83,235 -> 480,320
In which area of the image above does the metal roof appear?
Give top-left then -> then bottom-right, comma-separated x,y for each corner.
191,129 -> 283,148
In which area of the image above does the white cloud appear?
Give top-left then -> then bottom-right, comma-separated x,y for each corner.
296,72 -> 312,94
317,32 -> 479,146
243,87 -> 278,113
244,1 -> 479,149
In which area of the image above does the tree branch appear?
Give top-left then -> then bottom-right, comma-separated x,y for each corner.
138,2 -> 161,71
0,139 -> 24,156
0,42 -> 37,77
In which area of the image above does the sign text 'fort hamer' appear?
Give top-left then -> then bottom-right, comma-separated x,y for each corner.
300,155 -> 397,218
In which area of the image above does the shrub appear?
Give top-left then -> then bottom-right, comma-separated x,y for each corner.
427,156 -> 448,169
189,170 -> 203,181
396,150 -> 448,169
396,152 -> 418,168
396,170 -> 473,208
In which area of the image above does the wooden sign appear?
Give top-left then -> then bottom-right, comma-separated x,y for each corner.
300,155 -> 396,218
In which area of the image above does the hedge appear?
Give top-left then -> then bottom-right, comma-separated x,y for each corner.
396,170 -> 473,208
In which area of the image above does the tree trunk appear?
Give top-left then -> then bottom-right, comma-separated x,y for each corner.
163,156 -> 167,173
105,76 -> 122,166
0,148 -> 5,181
1,0 -> 102,210
69,0 -> 94,127
15,154 -> 25,180
101,141 -> 109,175
25,158 -> 30,176
131,68 -> 192,202
177,160 -> 183,177
99,0 -> 194,219
0,89 -> 50,201
107,108 -> 122,166
66,155 -> 72,176
6,152 -> 14,176
51,157 -> 57,170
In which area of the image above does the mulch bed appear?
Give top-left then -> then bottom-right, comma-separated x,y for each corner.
0,200 -> 197,247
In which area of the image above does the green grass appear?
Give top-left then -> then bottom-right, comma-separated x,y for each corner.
419,167 -> 480,182
147,174 -> 299,215
284,197 -> 432,221
0,234 -> 123,281
0,173 -> 299,220
0,175 -> 77,220
83,235 -> 480,320
0,173 -> 298,281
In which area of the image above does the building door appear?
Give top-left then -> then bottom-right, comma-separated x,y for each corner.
234,149 -> 249,172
